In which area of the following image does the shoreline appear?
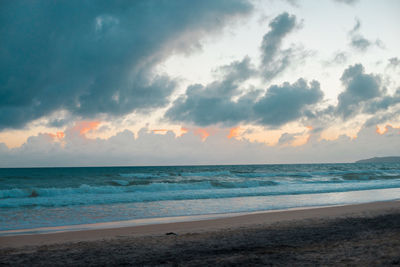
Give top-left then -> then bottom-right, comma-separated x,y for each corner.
1,200 -> 399,249
0,203 -> 351,237
2,187 -> 400,238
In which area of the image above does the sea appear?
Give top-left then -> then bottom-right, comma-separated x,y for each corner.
1,163 -> 400,235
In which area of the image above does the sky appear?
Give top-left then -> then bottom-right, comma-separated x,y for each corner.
0,0 -> 399,167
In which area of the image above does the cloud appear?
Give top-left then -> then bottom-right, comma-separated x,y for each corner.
322,63 -> 400,128
363,88 -> 400,114
227,126 -> 241,139
348,19 -> 382,52
260,12 -> 300,80
166,11 -> 323,128
331,51 -> 349,65
278,132 -> 297,145
165,57 -> 257,126
284,0 -> 300,7
253,79 -> 323,126
364,107 -> 400,128
351,37 -> 372,51
348,19 -> 371,51
387,57 -> 400,69
0,0 -> 252,130
0,124 -> 399,167
166,56 -> 323,127
47,118 -> 71,128
70,121 -> 101,136
322,51 -> 349,67
333,0 -> 359,5
336,64 -> 381,118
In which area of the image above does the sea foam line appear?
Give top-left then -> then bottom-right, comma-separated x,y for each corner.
1,179 -> 400,208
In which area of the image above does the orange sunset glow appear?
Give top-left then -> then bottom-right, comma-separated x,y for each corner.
376,125 -> 389,135
227,126 -> 241,139
376,124 -> 400,135
194,128 -> 210,141
48,131 -> 65,139
178,127 -> 188,137
152,129 -> 169,134
72,121 -> 101,135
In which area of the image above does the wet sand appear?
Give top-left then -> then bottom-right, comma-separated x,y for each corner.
1,200 -> 400,266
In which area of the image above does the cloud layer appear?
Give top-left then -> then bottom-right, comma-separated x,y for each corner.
166,12 -> 325,128
1,3 -> 399,168
166,55 -> 323,127
1,123 -> 399,167
0,0 -> 252,130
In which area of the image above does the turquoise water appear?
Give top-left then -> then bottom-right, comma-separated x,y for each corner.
1,163 -> 400,231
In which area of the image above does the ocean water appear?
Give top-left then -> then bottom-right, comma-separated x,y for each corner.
1,163 -> 400,233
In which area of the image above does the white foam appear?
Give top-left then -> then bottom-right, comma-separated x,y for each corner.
1,178 -> 400,208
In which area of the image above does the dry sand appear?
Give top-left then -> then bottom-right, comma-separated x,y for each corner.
1,200 -> 400,266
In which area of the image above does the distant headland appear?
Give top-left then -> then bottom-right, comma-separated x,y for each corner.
356,156 -> 400,163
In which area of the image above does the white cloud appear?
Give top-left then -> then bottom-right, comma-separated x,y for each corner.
1,124 -> 399,167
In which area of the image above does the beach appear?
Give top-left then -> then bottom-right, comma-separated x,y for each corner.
1,200 -> 399,266
2,0 -> 400,265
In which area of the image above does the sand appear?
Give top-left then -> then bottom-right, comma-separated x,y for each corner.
1,200 -> 400,265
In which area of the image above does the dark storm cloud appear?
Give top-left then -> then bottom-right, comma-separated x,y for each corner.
363,88 -> 400,114
336,64 -> 381,118
166,56 -> 324,127
253,79 -> 323,126
332,63 -> 400,124
165,57 -> 257,126
260,12 -> 299,80
0,0 -> 252,130
47,118 -> 70,128
310,63 -> 400,128
364,103 -> 400,127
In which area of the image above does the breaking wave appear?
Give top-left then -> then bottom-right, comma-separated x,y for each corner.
2,178 -> 400,208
